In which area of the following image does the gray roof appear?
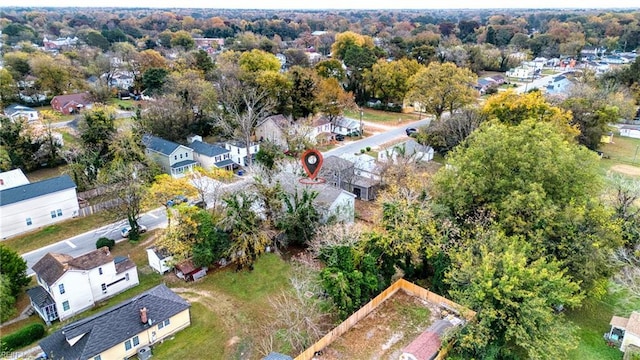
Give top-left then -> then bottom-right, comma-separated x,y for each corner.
40,284 -> 190,360
4,103 -> 36,116
143,134 -> 182,155
27,286 -> 56,308
189,140 -> 229,157
215,159 -> 235,168
0,174 -> 76,206
171,159 -> 197,168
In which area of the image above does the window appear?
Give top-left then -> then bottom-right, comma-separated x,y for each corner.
94,356 -> 102,360
98,267 -> 103,275
125,273 -> 130,281
125,336 -> 139,351
174,155 -> 177,160
125,339 -> 132,351
158,318 -> 171,329
101,284 -> 107,293
51,211 -> 57,218
62,301 -> 70,311
180,153 -> 183,159
133,336 -> 139,346
26,218 -> 32,226
57,209 -> 62,216
59,284 -> 65,294
185,152 -> 188,157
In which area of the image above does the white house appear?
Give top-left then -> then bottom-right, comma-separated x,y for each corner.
0,173 -> 79,239
4,104 -> 39,122
619,126 -> 640,139
27,247 -> 140,323
378,139 -> 434,164
309,116 -> 333,142
143,135 -> 197,178
608,312 -> 640,353
544,75 -> 573,97
0,168 -> 30,190
146,247 -> 174,274
506,65 -> 536,80
225,142 -> 260,167
333,117 -> 362,136
187,136 -> 234,171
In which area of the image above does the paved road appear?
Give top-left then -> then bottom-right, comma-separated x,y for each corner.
22,207 -> 167,276
20,118 -> 431,274
324,116 -> 433,157
514,71 -> 573,94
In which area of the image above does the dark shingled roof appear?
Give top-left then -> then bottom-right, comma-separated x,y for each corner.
39,284 -> 190,360
26,286 -> 56,308
188,140 -> 229,157
67,247 -> 113,270
142,134 -> 182,155
215,159 -> 235,168
170,159 -> 197,168
0,174 -> 76,206
32,253 -> 73,286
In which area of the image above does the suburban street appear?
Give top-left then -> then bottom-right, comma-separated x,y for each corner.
514,71 -> 572,94
19,117 -> 433,275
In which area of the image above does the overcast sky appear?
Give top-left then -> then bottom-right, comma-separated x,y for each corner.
1,0 -> 639,9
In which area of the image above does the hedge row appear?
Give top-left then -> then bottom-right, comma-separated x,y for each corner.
0,323 -> 46,352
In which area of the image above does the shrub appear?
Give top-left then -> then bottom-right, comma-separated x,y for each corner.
96,237 -> 115,250
366,146 -> 371,152
0,323 -> 46,352
360,149 -> 365,154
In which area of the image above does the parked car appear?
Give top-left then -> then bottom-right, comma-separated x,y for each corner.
346,130 -> 361,137
335,134 -> 345,141
167,195 -> 188,207
120,224 -> 147,238
405,128 -> 418,137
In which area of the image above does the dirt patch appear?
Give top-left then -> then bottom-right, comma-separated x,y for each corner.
611,164 -> 640,177
318,290 -> 439,360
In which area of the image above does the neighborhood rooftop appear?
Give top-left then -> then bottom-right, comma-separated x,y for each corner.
0,174 -> 76,206
4,103 -> 37,115
39,284 -> 190,360
142,134 -> 184,155
188,140 -> 229,157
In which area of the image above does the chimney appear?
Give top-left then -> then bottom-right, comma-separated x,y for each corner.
140,307 -> 148,324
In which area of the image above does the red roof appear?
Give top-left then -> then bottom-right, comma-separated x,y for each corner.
52,93 -> 92,107
401,331 -> 441,360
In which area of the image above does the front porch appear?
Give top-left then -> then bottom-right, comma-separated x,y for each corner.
170,160 -> 197,178
26,286 -> 58,325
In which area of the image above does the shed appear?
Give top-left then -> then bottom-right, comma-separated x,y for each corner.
174,259 -> 207,281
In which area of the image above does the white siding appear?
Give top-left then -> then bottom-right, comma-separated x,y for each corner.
87,263 -> 139,302
53,271 -> 94,321
146,249 -> 173,274
327,192 -> 356,223
0,189 -> 79,239
193,153 -> 216,169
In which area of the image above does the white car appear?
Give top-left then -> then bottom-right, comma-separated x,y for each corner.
120,224 -> 147,238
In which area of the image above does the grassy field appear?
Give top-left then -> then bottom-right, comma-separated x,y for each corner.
344,108 -> 422,124
599,132 -> 640,175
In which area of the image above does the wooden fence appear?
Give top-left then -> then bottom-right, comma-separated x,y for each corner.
77,198 -> 122,217
294,278 -> 476,360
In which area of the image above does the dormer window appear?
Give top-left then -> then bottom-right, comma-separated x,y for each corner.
59,283 -> 65,294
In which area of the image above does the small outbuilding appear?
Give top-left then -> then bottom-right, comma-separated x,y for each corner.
174,259 -> 207,281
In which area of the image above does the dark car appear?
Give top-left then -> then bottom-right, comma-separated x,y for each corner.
167,195 -> 188,207
335,134 -> 345,141
346,130 -> 361,137
405,128 -> 418,136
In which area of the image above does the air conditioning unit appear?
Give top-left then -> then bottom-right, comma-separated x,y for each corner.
137,346 -> 152,360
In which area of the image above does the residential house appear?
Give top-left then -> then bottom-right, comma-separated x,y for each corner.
506,65 -> 536,80
278,172 -> 356,223
475,78 -> 498,94
143,135 -> 196,178
50,93 -> 93,115
333,117 -> 362,136
0,168 -> 30,190
39,284 -> 190,360
620,126 -> 640,139
309,116 -> 333,144
42,36 -> 78,51
607,311 -> 640,353
146,247 -> 173,274
320,155 -> 380,201
188,136 -> 234,171
4,104 -> 39,122
107,71 -> 135,90
174,259 -> 207,282
27,247 -> 139,323
378,139 -> 434,164
0,173 -> 79,239
225,142 -> 260,167
544,75 -> 573,96
255,114 -> 291,148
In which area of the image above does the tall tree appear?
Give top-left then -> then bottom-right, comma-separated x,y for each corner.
365,58 -> 422,105
78,106 -> 117,159
315,77 -> 356,126
147,174 -> 197,228
277,188 -> 320,246
406,62 -> 478,120
0,244 -> 30,297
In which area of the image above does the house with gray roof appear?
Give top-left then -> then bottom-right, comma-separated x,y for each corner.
39,284 -> 191,360
143,134 -> 196,178
187,136 -> 234,171
28,247 -> 139,323
320,155 -> 380,201
378,139 -> 434,164
4,103 -> 39,122
0,173 -> 79,239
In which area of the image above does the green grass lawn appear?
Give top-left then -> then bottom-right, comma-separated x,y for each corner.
599,133 -> 640,175
344,108 -> 421,124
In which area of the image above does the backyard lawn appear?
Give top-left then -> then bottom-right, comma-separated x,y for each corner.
599,132 -> 640,176
343,108 -> 422,124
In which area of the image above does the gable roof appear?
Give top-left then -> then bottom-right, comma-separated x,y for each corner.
51,93 -> 92,107
323,155 -> 354,172
0,174 -> 76,206
188,140 -> 229,157
32,247 -> 118,286
0,168 -> 30,190
32,253 -> 74,286
4,103 -> 37,116
39,284 -> 190,360
142,134 -> 185,156
259,114 -> 290,129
